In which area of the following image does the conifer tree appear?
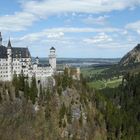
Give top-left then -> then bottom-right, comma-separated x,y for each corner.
30,76 -> 38,104
24,80 -> 30,99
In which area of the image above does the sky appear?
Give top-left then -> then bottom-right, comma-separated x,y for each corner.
0,0 -> 140,58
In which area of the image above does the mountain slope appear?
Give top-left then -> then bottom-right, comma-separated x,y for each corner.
119,44 -> 140,66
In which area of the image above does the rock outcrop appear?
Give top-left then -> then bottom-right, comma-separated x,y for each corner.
119,44 -> 140,66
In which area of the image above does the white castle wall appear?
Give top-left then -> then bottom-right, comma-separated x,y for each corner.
0,59 -> 9,81
0,47 -> 56,82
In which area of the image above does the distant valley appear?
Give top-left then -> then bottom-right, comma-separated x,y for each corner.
32,57 -> 120,67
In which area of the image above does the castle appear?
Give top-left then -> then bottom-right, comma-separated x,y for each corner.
0,32 -> 56,82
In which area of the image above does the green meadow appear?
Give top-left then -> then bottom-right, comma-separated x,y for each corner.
81,67 -> 122,89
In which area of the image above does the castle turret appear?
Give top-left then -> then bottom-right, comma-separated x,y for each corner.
7,39 -> 13,81
49,47 -> 56,70
0,32 -> 2,46
35,56 -> 39,64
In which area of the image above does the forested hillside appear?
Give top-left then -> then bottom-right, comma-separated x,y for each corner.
0,69 -> 107,140
0,67 -> 140,140
97,72 -> 140,140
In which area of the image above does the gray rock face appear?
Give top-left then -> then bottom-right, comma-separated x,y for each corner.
119,44 -> 140,66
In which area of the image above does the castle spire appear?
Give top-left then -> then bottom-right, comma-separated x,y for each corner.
0,32 -> 2,46
7,38 -> 12,48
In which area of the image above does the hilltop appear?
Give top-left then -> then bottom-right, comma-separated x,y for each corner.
119,44 -> 140,66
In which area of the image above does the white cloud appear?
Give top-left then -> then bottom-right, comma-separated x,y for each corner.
82,15 -> 109,25
126,20 -> 140,34
1,0 -> 140,32
84,32 -> 113,44
18,27 -> 120,43
47,32 -> 64,38
94,42 -> 135,50
20,31 -> 64,42
0,12 -> 37,31
12,27 -> 119,48
10,28 -> 138,57
23,0 -> 140,16
43,27 -> 120,33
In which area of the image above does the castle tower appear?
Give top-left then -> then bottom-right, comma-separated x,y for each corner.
49,47 -> 56,70
7,39 -> 13,81
35,56 -> 39,64
0,32 -> 2,46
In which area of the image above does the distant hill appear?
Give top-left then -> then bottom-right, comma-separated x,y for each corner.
119,44 -> 140,66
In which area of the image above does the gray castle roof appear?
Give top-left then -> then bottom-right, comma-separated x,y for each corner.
12,47 -> 31,58
50,47 -> 55,50
0,45 -> 7,58
0,45 -> 31,58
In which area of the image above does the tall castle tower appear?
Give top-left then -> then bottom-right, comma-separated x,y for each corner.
7,39 -> 13,81
49,47 -> 56,70
0,32 -> 2,46
35,56 -> 39,64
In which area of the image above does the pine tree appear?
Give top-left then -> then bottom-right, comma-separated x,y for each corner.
12,73 -> 19,97
30,76 -> 38,104
24,80 -> 30,99
19,73 -> 25,91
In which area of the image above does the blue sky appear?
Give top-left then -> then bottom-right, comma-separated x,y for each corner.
0,0 -> 140,58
